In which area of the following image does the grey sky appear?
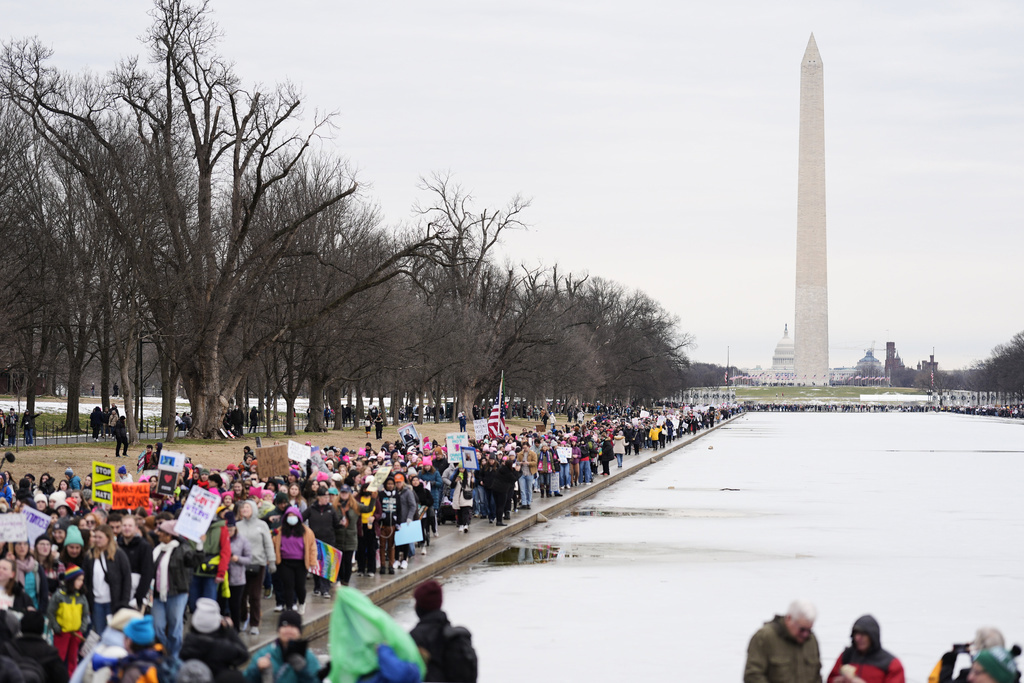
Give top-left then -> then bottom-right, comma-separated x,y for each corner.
7,0 -> 1023,371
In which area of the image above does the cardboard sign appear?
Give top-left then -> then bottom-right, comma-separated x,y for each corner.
557,447 -> 572,464
22,507 -> 50,545
156,469 -> 177,496
287,440 -> 311,464
93,461 -> 114,505
176,486 -> 222,543
158,451 -> 186,473
461,446 -> 479,471
256,444 -> 289,480
0,514 -> 27,542
113,482 -> 150,510
472,419 -> 488,439
368,466 -> 392,493
395,520 -> 424,545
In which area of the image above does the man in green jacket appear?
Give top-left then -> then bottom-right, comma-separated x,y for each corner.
744,599 -> 822,683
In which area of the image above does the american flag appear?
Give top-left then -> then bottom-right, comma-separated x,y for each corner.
488,372 -> 506,437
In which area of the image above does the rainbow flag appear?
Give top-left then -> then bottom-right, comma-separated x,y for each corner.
315,540 -> 342,583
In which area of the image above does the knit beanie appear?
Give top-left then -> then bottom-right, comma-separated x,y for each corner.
63,564 -> 84,582
64,525 -> 84,547
413,580 -> 443,616
124,616 -> 156,647
177,660 -> 213,683
191,598 -> 221,634
975,647 -> 1019,683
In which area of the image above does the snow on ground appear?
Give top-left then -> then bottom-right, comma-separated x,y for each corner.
19,396 -> 314,420
387,412 -> 1024,682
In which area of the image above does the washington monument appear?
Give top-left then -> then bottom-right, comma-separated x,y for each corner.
794,33 -> 829,385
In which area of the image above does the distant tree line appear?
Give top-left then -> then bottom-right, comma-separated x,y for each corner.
0,0 -> 693,441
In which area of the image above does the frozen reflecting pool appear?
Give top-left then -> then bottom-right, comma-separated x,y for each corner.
387,412 -> 1024,682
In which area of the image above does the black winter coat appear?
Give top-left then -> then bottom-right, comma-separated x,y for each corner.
118,533 -> 155,608
82,548 -> 133,613
12,635 -> 67,683
303,503 -> 340,544
179,627 -> 249,677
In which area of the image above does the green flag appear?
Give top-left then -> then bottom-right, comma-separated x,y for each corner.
329,587 -> 426,683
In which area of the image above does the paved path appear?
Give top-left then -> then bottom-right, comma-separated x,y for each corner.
241,413 -> 743,651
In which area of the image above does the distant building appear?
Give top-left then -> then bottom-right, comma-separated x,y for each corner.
885,341 -> 905,376
772,325 -> 795,373
856,349 -> 884,377
917,354 -> 938,373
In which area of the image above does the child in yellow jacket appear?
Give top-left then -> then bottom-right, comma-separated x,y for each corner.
47,564 -> 90,679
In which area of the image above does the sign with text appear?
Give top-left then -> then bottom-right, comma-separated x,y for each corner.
445,432 -> 469,459
255,445 -> 289,480
156,469 -> 177,497
287,440 -> 311,464
397,423 -> 420,449
0,514 -> 27,543
22,507 -> 50,545
557,447 -> 571,464
92,461 -> 113,504
113,482 -> 150,510
472,419 -> 488,440
158,451 -> 185,473
461,446 -> 479,471
368,466 -> 392,493
176,486 -> 221,543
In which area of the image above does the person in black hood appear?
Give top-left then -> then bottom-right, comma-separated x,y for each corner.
826,614 -> 905,683
409,580 -> 477,683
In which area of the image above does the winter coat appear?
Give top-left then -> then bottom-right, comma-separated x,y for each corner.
46,587 -> 90,635
152,540 -> 199,599
418,468 -> 444,509
237,500 -> 276,572
613,434 -> 626,455
118,533 -> 155,609
379,490 -> 399,527
744,615 -> 822,683
12,634 -> 67,683
516,448 -> 538,476
826,615 -> 905,683
180,626 -> 250,677
395,485 -> 417,524
226,531 -> 252,586
333,503 -> 363,552
450,472 -> 474,511
303,502 -> 340,544
491,464 -> 518,495
410,609 -> 456,683
83,548 -> 132,613
0,581 -> 34,616
244,639 -> 320,683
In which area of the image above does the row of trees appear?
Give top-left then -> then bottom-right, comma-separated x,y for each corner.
0,0 -> 694,442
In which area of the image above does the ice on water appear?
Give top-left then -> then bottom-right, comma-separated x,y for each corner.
390,413 -> 1024,682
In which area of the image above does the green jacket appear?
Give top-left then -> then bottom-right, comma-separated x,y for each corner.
744,615 -> 822,683
244,640 -> 321,683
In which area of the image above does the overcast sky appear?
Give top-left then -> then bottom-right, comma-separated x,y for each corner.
7,0 -> 1023,370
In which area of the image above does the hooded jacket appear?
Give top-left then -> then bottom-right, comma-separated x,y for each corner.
272,507 -> 317,571
118,532 -> 155,609
827,615 -> 905,683
237,500 -> 276,572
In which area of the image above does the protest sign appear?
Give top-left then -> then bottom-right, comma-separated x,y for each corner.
156,469 -> 177,496
288,440 -> 311,464
397,423 -> 420,449
639,410 -> 651,419
368,466 -> 392,493
445,432 -> 468,458
113,482 -> 150,510
255,444 -> 289,480
395,520 -> 424,546
314,540 -> 342,583
176,486 -> 221,543
472,419 -> 488,439
0,515 -> 26,543
557,447 -> 571,464
158,450 -> 185,473
93,461 -> 114,504
461,446 -> 479,471
22,507 -> 50,545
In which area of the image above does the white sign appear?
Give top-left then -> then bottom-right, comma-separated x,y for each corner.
175,486 -> 221,543
639,410 -> 651,419
0,514 -> 27,543
446,432 -> 469,457
557,447 -> 572,464
22,507 -> 50,545
472,419 -> 488,439
158,450 -> 186,473
288,440 -> 311,464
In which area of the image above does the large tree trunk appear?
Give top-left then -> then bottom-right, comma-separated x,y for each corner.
100,322 -> 111,412
354,382 -> 364,430
306,375 -> 326,432
284,394 -> 297,436
327,385 -> 343,431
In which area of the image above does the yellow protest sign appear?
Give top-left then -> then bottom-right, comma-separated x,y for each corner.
93,461 -> 114,504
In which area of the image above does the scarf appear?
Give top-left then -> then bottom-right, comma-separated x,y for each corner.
152,540 -> 179,602
14,557 -> 36,584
